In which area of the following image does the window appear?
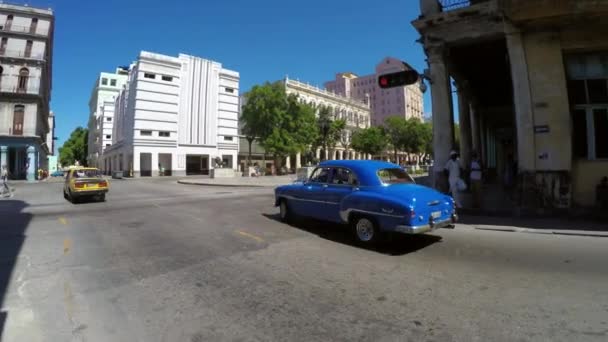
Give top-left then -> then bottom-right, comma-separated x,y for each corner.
588,79 -> 608,104
105,144 -> 111,147
223,136 -> 233,141
162,75 -> 173,82
140,130 -> 152,136
30,18 -> 38,34
106,117 -> 112,121
106,135 -> 111,139
13,105 -> 24,135
0,66 -> 3,87
0,37 -> 7,53
309,167 -> 331,183
110,79 -> 117,86
159,131 -> 170,137
330,167 -> 358,186
24,40 -> 32,57
17,68 -> 29,92
101,78 -> 108,85
5,15 -> 13,29
144,73 -> 155,79
377,168 -> 415,185
594,108 -> 608,159
225,87 -> 234,93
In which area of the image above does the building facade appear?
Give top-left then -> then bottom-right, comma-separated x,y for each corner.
414,0 -> 608,208
0,3 -> 53,180
103,51 -> 239,177
324,57 -> 424,126
86,69 -> 128,167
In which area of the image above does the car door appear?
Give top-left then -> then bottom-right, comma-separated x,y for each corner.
64,170 -> 71,193
323,167 -> 359,223
294,167 -> 331,220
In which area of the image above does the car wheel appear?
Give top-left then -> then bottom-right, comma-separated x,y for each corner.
63,190 -> 68,200
98,194 -> 106,202
279,199 -> 292,222
352,216 -> 380,245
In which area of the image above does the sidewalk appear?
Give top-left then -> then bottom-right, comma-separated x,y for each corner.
458,215 -> 608,237
177,175 -> 298,187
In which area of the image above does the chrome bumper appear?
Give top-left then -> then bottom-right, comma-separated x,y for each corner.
395,213 -> 458,235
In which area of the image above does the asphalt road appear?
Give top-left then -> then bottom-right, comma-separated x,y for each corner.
1,178 -> 607,342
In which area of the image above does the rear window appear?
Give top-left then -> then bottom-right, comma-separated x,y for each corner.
73,170 -> 101,178
377,168 -> 415,185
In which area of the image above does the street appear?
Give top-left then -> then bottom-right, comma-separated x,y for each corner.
0,179 -> 607,342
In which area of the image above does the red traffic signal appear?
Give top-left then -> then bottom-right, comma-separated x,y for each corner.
378,70 -> 420,89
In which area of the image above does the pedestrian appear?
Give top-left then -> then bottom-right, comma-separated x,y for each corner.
1,165 -> 12,197
444,151 -> 464,208
470,151 -> 483,209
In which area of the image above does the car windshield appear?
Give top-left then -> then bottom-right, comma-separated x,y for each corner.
377,168 -> 415,185
73,169 -> 101,178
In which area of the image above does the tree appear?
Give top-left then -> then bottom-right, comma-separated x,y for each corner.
350,127 -> 388,157
384,116 -> 409,161
240,82 -> 318,170
315,105 -> 346,160
59,127 -> 88,167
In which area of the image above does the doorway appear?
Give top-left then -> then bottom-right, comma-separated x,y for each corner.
140,152 -> 152,177
186,155 -> 209,175
159,153 -> 172,176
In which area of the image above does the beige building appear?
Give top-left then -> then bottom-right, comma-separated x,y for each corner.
413,0 -> 608,208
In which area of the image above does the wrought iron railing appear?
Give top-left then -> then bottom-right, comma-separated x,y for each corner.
0,23 -> 48,36
0,48 -> 45,60
439,0 -> 490,11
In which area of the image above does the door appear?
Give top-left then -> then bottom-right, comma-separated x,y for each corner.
13,106 -> 24,135
324,167 -> 359,223
590,108 -> 608,160
293,167 -> 331,219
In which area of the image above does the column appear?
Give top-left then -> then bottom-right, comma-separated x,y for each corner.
506,29 -> 535,171
0,146 -> 7,169
295,152 -> 302,169
26,145 -> 37,181
458,87 -> 473,168
315,148 -> 321,160
470,100 -> 482,156
338,150 -> 343,160
428,45 -> 454,191
285,156 -> 291,170
331,149 -> 337,160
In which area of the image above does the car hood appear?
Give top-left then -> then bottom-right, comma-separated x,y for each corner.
374,184 -> 449,206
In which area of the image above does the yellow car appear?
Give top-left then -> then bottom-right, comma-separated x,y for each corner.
63,168 -> 109,202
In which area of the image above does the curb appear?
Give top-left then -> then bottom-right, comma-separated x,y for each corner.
473,226 -> 608,238
177,180 -> 269,188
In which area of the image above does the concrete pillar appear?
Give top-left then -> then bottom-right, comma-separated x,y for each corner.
428,45 -> 454,190
506,30 -> 536,171
295,152 -> 302,169
420,0 -> 440,16
458,88 -> 473,169
285,156 -> 291,170
0,146 -> 7,169
331,149 -> 337,160
26,145 -> 36,181
470,101 -> 482,156
315,148 -> 321,160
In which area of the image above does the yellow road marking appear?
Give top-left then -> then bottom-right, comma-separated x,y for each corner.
58,216 -> 68,225
63,239 -> 72,254
237,230 -> 264,243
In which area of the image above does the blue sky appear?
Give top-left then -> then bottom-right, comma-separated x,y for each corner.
48,0 -> 432,149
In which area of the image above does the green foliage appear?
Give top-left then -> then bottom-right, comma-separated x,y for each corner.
315,105 -> 346,160
384,116 -> 409,159
59,127 -> 88,167
351,126 -> 388,156
241,82 -> 318,160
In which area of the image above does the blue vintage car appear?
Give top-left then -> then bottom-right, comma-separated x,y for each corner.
274,160 -> 457,244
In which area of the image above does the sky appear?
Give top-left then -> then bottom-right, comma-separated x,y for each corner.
43,0 -> 435,150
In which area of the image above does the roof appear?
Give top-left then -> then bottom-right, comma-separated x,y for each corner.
318,160 -> 401,186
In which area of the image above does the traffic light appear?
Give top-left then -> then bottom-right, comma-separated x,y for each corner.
378,70 -> 420,88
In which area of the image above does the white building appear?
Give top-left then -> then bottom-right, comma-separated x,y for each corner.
86,68 -> 128,167
103,51 -> 239,177
0,3 -> 54,180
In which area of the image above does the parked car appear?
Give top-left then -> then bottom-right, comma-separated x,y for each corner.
274,160 -> 457,244
51,170 -> 65,177
63,168 -> 109,203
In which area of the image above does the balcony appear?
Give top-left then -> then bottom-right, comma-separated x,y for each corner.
0,24 -> 48,37
0,84 -> 41,96
0,48 -> 45,60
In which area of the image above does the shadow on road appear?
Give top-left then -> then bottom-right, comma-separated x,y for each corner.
263,214 -> 442,256
0,200 -> 32,340
459,214 -> 608,232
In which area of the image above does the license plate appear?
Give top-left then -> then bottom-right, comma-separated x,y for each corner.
87,184 -> 97,189
431,211 -> 441,219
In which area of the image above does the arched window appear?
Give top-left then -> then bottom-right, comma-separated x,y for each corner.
18,68 -> 29,92
13,105 -> 24,135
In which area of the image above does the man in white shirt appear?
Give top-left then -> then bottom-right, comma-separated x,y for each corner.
444,151 -> 463,208
1,165 -> 11,197
470,152 -> 483,209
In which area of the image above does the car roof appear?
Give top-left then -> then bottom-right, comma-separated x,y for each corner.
318,160 -> 402,186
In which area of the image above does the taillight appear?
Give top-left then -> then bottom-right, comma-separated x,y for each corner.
74,182 -> 84,189
99,181 -> 108,187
